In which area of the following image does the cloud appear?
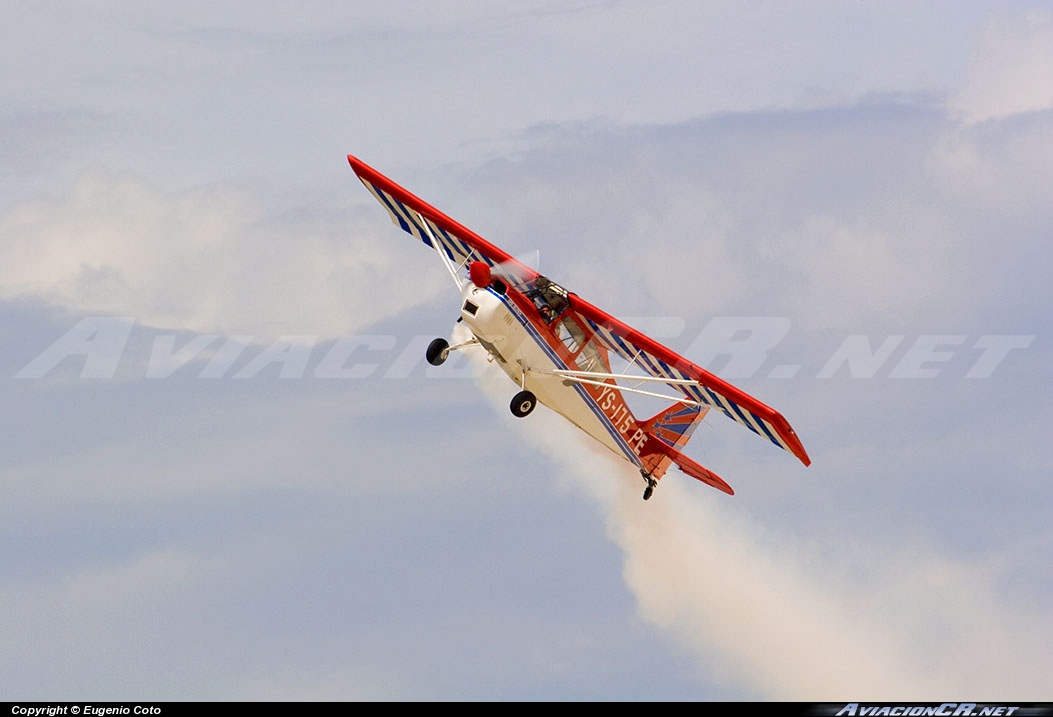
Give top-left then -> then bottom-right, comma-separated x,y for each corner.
758,212 -> 955,332
0,171 -> 446,339
0,545 -> 224,698
951,8 -> 1053,123
460,96 -> 1052,341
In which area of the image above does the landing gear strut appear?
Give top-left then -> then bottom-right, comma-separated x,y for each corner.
510,360 -> 537,418
641,470 -> 657,501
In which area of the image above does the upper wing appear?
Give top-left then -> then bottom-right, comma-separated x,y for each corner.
569,296 -> 812,467
348,155 -> 538,289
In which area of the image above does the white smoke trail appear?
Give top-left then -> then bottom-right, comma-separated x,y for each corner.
457,323 -> 1053,699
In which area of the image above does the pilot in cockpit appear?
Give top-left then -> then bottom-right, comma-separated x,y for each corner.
528,275 -> 570,321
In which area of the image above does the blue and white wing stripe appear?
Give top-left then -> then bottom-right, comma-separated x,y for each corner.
358,177 -> 496,269
582,316 -> 797,456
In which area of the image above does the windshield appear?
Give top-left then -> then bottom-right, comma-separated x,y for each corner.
555,315 -> 607,373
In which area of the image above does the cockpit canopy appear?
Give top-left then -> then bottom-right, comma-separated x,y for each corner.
528,275 -> 570,320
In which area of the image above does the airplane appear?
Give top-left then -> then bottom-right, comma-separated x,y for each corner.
348,155 -> 810,500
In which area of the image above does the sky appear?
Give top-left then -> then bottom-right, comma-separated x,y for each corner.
2,0 -> 1051,702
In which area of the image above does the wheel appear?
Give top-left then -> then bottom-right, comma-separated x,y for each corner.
642,473 -> 656,501
426,338 -> 449,366
510,390 -> 537,418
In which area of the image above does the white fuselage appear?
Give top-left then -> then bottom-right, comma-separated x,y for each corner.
457,283 -> 641,467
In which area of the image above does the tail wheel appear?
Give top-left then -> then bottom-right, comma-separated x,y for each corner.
510,390 -> 537,418
426,338 -> 449,366
641,472 -> 657,501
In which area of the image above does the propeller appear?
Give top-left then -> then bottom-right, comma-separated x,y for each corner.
466,251 -> 541,291
489,250 -> 540,288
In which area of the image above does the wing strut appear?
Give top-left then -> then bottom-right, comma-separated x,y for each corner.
418,211 -> 468,290
529,368 -> 701,406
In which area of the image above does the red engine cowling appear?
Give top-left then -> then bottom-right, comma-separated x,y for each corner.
469,261 -> 492,288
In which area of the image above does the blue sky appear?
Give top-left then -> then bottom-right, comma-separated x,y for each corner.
2,1 -> 1051,701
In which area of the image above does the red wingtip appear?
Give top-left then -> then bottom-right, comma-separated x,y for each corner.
786,431 -> 812,467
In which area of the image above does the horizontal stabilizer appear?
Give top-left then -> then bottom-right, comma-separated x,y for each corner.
669,451 -> 734,496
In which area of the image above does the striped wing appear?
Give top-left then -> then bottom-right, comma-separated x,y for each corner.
569,299 -> 811,466
348,155 -> 537,287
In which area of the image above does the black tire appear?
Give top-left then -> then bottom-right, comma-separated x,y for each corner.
510,390 -> 537,418
426,338 -> 449,366
643,484 -> 654,501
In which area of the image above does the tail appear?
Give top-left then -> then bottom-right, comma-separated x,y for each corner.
638,403 -> 734,495
641,403 -> 708,450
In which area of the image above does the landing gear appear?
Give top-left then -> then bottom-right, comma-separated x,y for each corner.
510,390 -> 537,418
427,336 -> 481,366
426,338 -> 449,366
641,471 -> 657,501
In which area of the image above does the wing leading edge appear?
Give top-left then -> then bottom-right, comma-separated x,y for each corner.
348,155 -> 538,288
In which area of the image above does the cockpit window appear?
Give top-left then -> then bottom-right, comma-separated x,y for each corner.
555,315 -> 607,373
526,276 -> 606,370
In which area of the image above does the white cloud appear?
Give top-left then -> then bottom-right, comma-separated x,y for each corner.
951,8 -> 1053,123
0,546 -> 224,697
0,172 -> 446,339
759,211 -> 955,332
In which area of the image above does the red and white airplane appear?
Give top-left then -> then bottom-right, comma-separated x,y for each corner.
349,155 -> 810,500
